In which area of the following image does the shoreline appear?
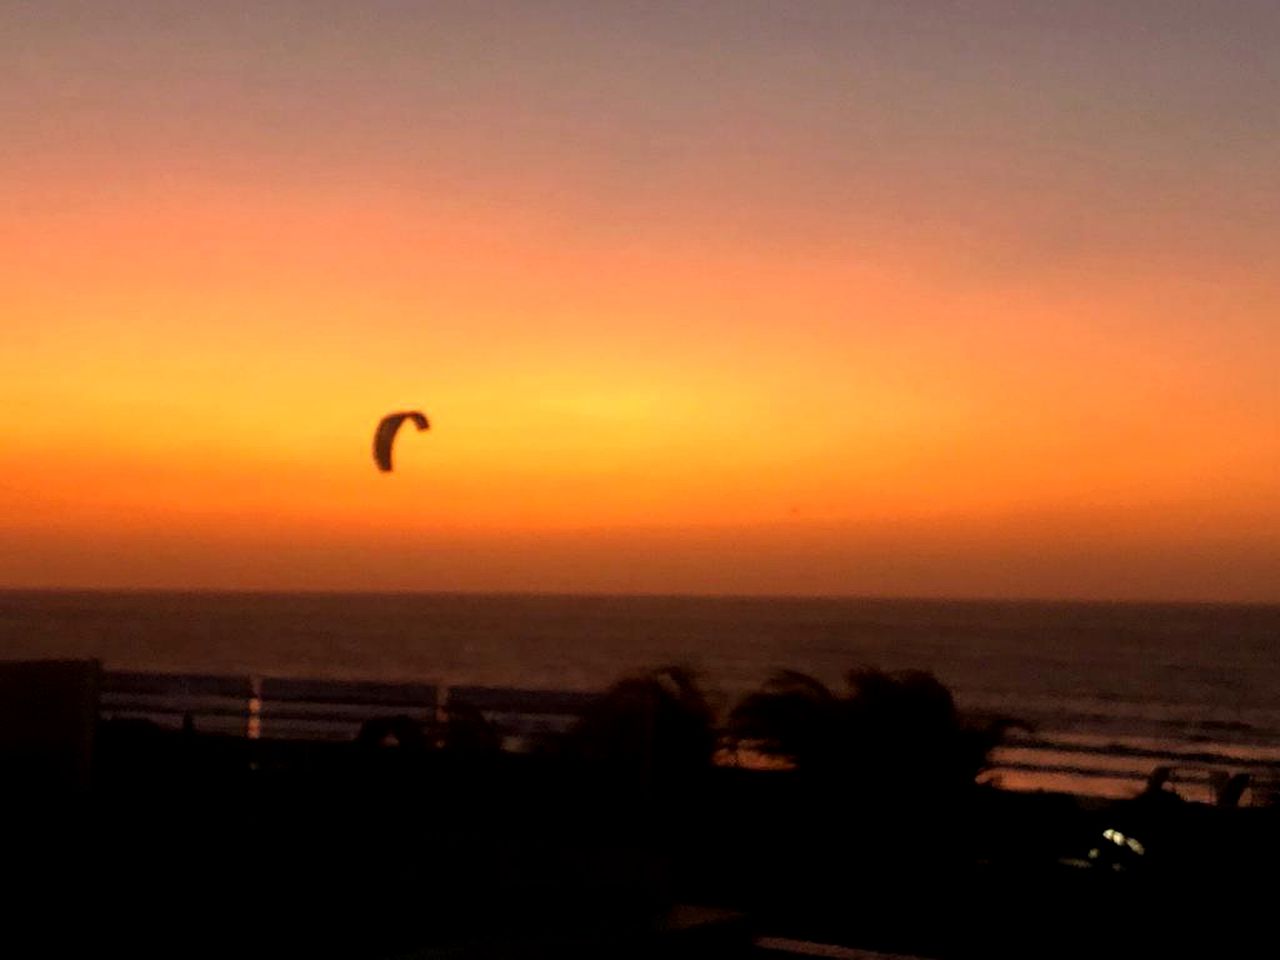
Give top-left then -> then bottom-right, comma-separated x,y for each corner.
5,584 -> 1280,610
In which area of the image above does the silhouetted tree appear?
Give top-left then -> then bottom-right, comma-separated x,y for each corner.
716,668 -> 1015,918
559,666 -> 719,920
567,665 -> 718,794
729,666 -> 1011,804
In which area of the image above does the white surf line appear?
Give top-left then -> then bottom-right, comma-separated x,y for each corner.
755,937 -> 932,959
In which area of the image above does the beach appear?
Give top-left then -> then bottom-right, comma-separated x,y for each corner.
3,590 -> 1278,800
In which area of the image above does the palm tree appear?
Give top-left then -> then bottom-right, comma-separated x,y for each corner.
729,666 -> 1011,802
559,666 -> 720,920
567,665 -> 718,793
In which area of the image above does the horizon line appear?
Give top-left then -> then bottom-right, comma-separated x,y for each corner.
3,584 -> 1277,609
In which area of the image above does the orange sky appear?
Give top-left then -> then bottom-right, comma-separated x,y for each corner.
3,3 -> 1278,600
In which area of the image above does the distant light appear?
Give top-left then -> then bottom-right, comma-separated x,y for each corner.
1100,828 -> 1144,856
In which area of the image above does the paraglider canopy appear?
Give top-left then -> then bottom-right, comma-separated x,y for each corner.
373,411 -> 429,472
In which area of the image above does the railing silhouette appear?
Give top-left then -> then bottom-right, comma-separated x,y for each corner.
97,669 -> 1280,803
99,670 -> 600,751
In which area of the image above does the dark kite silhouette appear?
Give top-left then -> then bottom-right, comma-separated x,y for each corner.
373,411 -> 429,472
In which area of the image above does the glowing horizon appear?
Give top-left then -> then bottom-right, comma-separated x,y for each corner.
4,3 -> 1278,601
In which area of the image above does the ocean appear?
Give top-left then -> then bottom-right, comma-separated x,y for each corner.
2,590 -> 1278,800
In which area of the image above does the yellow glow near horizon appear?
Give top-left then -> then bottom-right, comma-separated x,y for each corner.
3,5 -> 1278,599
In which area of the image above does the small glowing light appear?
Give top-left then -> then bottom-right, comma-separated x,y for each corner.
1095,828 -> 1145,859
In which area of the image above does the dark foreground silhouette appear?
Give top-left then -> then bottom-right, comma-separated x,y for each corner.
3,660 -> 1277,959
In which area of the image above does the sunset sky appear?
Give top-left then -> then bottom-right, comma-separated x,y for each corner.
3,1 -> 1277,600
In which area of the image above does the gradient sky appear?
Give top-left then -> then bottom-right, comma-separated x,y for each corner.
3,1 -> 1277,600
